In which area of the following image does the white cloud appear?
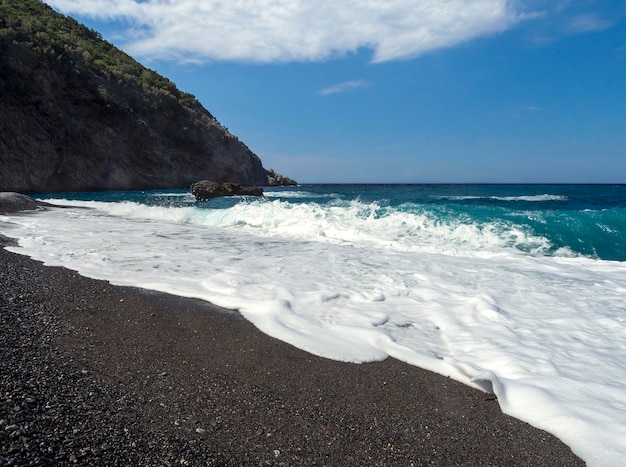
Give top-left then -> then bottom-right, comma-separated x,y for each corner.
46,0 -> 526,63
318,79 -> 370,95
565,14 -> 614,34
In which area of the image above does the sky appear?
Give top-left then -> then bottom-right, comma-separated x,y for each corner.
46,0 -> 626,183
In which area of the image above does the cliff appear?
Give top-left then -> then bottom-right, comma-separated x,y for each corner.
0,0 -> 294,192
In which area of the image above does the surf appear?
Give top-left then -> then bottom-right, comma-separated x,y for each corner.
2,184 -> 626,465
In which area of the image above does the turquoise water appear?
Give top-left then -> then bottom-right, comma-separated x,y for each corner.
39,184 -> 626,261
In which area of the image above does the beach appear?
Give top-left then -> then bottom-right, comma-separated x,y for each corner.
0,232 -> 583,466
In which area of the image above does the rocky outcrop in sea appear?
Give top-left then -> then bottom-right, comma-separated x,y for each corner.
190,181 -> 264,200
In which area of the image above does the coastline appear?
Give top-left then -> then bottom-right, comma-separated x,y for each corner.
0,233 -> 583,465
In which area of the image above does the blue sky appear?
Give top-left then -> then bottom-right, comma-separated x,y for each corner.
47,1 -> 625,183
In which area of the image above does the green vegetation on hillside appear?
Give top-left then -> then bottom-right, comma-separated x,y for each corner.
0,0 -> 213,119
0,0 -> 279,192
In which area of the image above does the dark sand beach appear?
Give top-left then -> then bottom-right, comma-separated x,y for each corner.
0,230 -> 584,466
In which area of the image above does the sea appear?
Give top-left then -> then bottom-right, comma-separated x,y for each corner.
1,183 -> 625,466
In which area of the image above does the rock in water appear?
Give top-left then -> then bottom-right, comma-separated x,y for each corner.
0,192 -> 42,213
266,169 -> 297,186
190,181 -> 264,201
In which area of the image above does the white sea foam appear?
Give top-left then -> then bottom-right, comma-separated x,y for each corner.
263,190 -> 332,199
44,198 -> 560,257
495,194 -> 568,201
437,194 -> 569,202
149,192 -> 193,198
1,197 -> 625,466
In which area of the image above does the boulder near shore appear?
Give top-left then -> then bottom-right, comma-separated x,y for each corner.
190,181 -> 264,201
0,192 -> 52,214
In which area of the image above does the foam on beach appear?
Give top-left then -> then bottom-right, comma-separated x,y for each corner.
1,186 -> 625,466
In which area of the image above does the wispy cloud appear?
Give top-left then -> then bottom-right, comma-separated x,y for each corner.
318,80 -> 370,96
47,0 -> 527,64
368,142 -> 409,152
524,2 -> 623,46
488,104 -> 544,118
565,13 -> 614,34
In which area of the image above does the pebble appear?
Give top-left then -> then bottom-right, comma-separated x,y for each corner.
0,242 -> 227,465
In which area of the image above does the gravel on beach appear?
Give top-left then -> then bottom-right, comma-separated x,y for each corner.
0,233 -> 584,466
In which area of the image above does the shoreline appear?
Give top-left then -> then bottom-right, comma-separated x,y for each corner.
0,234 -> 583,465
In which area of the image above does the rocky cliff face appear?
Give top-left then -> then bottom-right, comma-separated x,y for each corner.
0,0 -> 294,193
